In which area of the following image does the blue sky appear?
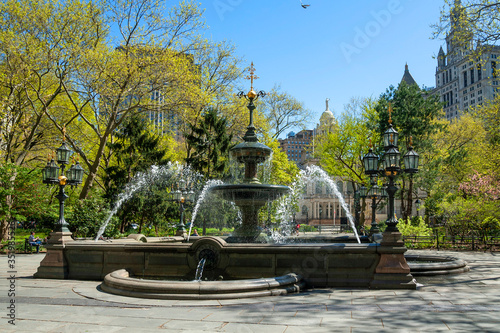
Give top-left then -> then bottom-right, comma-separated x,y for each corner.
195,0 -> 448,137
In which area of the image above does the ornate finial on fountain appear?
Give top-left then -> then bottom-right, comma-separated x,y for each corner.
246,62 -> 259,99
237,62 -> 266,143
238,62 -> 266,102
326,98 -> 330,111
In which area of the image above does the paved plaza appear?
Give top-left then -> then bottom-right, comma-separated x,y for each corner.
1,250 -> 500,332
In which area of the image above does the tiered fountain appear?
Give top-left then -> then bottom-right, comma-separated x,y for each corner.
211,74 -> 289,243
35,64 -> 433,299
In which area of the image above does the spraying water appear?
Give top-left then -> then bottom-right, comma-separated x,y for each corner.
95,162 -> 190,241
194,258 -> 206,281
302,166 -> 361,243
187,179 -> 223,241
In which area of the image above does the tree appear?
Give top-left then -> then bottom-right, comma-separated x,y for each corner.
424,112 -> 492,220
104,114 -> 170,202
259,85 -> 312,139
0,0 -> 105,240
317,98 -> 380,226
185,108 -> 233,180
0,163 -> 54,234
319,98 -> 380,188
473,95 -> 500,172
48,0 -> 211,200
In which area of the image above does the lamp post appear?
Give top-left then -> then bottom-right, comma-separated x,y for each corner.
362,107 -> 419,235
36,130 -> 84,279
346,190 -> 352,217
354,190 -> 361,232
169,177 -> 195,237
319,206 -> 323,234
415,198 -> 421,217
42,130 -> 84,233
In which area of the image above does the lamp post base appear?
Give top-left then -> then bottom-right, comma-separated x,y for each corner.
176,228 -> 187,237
34,231 -> 73,279
370,231 -> 416,289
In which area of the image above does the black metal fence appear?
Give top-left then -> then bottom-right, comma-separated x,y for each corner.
402,235 -> 500,251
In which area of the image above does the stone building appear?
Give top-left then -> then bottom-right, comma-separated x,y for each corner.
433,0 -> 500,120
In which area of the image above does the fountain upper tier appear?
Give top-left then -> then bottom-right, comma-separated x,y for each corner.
230,141 -> 272,184
210,183 -> 290,208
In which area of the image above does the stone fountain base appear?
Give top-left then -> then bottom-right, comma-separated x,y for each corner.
34,235 -> 417,290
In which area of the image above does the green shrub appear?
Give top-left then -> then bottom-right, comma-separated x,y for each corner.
299,224 -> 317,232
67,196 -> 120,238
398,217 -> 433,248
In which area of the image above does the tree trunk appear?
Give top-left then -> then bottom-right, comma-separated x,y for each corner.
79,129 -> 112,199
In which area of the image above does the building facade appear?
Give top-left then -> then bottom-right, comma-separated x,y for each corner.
433,1 -> 500,120
278,129 -> 314,167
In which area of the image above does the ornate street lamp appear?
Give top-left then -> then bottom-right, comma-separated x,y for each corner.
363,141 -> 379,176
362,105 -> 419,234
42,129 -> 85,233
169,175 -> 195,237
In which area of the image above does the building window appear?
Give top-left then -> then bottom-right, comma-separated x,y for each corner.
470,69 -> 474,84
315,182 -> 322,195
477,64 -> 482,81
463,71 -> 468,87
492,61 -> 497,78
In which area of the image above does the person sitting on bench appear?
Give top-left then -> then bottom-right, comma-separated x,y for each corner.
28,231 -> 42,253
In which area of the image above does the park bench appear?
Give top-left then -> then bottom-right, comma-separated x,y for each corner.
25,238 -> 35,253
24,238 -> 45,253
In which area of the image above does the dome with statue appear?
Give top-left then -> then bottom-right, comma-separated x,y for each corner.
318,98 -> 337,134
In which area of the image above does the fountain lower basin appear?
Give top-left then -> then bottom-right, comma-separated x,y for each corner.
102,269 -> 304,300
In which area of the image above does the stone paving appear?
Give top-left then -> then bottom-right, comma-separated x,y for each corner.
1,250 -> 500,332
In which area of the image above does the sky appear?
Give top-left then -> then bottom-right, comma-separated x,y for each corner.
194,0 -> 448,138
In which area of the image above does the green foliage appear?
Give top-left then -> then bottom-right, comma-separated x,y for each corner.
397,217 -> 433,237
185,108 -> 233,179
433,1 -> 500,61
318,97 -> 380,188
481,217 -> 500,235
298,224 -> 317,232
104,114 -> 170,201
67,196 -> 119,238
0,163 -> 57,240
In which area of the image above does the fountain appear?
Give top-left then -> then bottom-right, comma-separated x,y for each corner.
35,63 -> 470,299
210,84 -> 289,243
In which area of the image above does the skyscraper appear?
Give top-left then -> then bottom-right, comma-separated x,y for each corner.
433,0 -> 500,120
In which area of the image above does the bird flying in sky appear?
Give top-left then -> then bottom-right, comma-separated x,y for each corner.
299,0 -> 310,9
